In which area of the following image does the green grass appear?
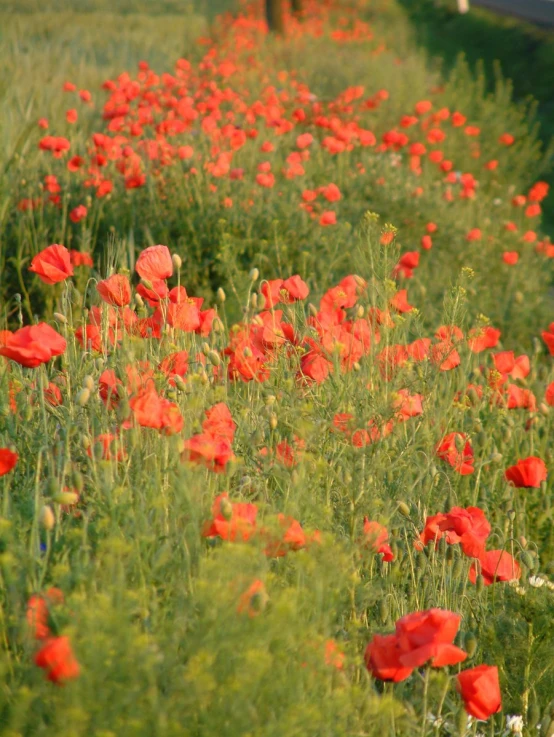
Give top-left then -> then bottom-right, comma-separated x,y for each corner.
1,1 -> 554,734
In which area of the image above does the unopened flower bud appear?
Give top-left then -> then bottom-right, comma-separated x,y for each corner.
217,287 -> 226,303
173,375 -> 187,392
220,497 -> 233,520
269,413 -> 278,430
83,375 -> 95,391
475,573 -> 484,593
265,395 -> 276,406
519,551 -> 536,570
77,388 -> 90,407
456,706 -> 468,736
464,632 -> 478,658
243,346 -> 253,358
53,491 -> 79,506
308,303 -> 318,317
39,505 -> 55,530
249,268 -> 259,282
71,471 -> 84,492
135,293 -> 144,308
213,318 -> 223,332
356,305 -> 365,318
379,597 -> 388,624
207,350 -> 221,367
53,312 -> 68,324
397,501 -> 411,517
172,253 -> 182,269
514,291 -> 524,305
250,293 -> 258,309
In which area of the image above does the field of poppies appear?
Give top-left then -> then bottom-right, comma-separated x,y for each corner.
1,0 -> 554,735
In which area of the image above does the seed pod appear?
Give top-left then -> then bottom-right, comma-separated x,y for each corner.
83,375 -> 95,391
249,267 -> 259,282
77,388 -> 90,407
464,632 -> 478,657
217,287 -> 226,303
39,505 -> 55,530
172,253 -> 182,269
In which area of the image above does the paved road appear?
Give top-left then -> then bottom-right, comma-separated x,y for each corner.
472,0 -> 554,26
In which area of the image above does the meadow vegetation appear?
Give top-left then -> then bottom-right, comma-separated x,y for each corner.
1,1 -> 554,735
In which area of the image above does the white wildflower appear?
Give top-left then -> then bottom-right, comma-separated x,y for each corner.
506,715 -> 524,735
529,575 -> 546,588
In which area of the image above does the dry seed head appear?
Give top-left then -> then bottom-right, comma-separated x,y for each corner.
39,505 -> 55,530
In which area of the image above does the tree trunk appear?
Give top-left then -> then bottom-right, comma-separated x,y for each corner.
266,0 -> 285,34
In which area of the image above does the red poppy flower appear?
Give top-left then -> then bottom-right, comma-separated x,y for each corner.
29,244 -> 74,285
365,634 -> 413,682
456,665 -> 501,720
97,274 -> 132,307
505,456 -> 547,488
202,493 -> 257,542
135,245 -> 173,282
0,324 -> 66,368
237,580 -> 268,617
129,384 -> 183,435
436,433 -> 474,475
363,518 -> 394,561
69,205 -> 87,223
395,608 -> 467,669
202,403 -> 236,442
0,448 -> 18,476
467,326 -> 500,353
418,507 -> 490,558
26,587 -> 64,640
182,433 -> 235,472
469,549 -> 521,585
34,636 -> 80,684
541,323 -> 554,355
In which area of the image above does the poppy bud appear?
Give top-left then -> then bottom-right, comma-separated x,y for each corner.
475,574 -> 484,593
249,268 -> 259,281
452,558 -> 464,579
243,346 -> 253,358
514,291 -> 524,304
24,406 -> 33,422
83,375 -> 95,391
39,505 -> 55,530
265,395 -> 276,406
207,351 -> 221,367
456,706 -> 468,736
356,305 -> 365,318
53,491 -> 79,506
201,342 -> 210,355
353,362 -> 361,372
397,501 -> 411,517
527,703 -> 540,730
199,369 -> 209,384
217,287 -> 226,303
220,497 -> 233,520
53,312 -> 68,324
519,551 -> 536,570
463,632 -> 478,657
77,388 -> 90,407
378,598 -> 388,624
308,303 -> 318,317
81,434 -> 91,450
250,293 -> 258,309
540,403 -> 550,416
446,545 -> 456,563
489,452 -> 502,463
519,535 -> 528,549
172,253 -> 182,270
71,471 -> 84,492
135,293 -> 144,308
46,477 -> 58,496
438,536 -> 448,555
269,413 -> 278,430
454,434 -> 466,452
506,509 -> 516,521
213,318 -> 223,332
